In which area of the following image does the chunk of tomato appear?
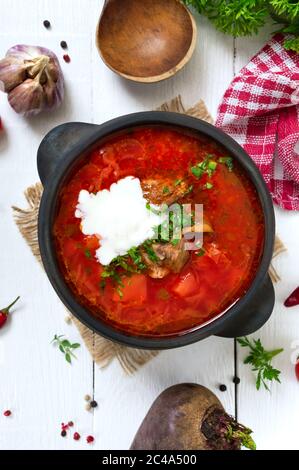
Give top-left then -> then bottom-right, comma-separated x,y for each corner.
172,270 -> 198,298
113,274 -> 147,305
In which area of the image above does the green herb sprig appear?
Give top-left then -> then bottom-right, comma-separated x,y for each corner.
237,337 -> 283,391
51,334 -> 81,364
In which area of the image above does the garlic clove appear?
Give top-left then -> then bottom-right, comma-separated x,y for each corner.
43,77 -> 61,109
8,79 -> 45,116
46,58 -> 59,83
0,57 -> 27,93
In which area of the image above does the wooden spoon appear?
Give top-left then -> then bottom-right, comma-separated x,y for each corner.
96,0 -> 197,83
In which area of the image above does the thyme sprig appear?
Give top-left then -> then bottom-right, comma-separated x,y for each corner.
51,334 -> 81,364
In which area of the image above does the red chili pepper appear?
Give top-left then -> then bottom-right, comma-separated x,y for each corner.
0,297 -> 20,329
284,287 -> 299,307
296,359 -> 299,382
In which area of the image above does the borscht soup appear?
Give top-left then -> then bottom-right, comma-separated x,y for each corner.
53,126 -> 264,337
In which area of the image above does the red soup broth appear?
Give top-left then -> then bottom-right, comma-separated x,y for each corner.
53,126 -> 265,337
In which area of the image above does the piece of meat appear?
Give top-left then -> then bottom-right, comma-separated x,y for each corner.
141,249 -> 170,279
141,239 -> 190,279
141,178 -> 189,205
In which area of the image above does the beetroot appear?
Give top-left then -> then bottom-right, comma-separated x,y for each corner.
130,383 -> 256,450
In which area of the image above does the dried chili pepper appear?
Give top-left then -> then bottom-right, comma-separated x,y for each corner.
284,287 -> 299,307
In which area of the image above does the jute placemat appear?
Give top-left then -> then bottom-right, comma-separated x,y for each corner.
12,96 -> 286,373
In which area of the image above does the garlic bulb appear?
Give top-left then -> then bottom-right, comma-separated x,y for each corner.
0,45 -> 64,116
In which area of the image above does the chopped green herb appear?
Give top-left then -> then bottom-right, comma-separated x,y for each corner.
207,160 -> 218,176
174,178 -> 183,186
208,161 -> 217,170
205,182 -> 213,190
219,156 -> 234,171
190,154 -> 218,180
163,186 -> 170,194
146,202 -> 161,216
143,241 -> 159,262
116,286 -> 123,299
171,238 -> 180,246
191,165 -> 204,178
196,248 -> 205,257
157,288 -> 170,301
99,279 -> 106,290
51,334 -> 81,364
84,249 -> 92,259
185,184 -> 193,195
237,337 -> 283,391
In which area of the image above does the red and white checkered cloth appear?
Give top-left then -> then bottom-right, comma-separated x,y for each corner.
216,34 -> 299,211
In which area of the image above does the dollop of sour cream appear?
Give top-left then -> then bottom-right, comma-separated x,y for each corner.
75,176 -> 163,265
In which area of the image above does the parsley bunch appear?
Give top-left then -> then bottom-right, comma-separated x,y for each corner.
237,337 -> 283,391
183,0 -> 299,53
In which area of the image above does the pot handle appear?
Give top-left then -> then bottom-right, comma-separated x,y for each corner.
215,274 -> 275,338
37,122 -> 99,186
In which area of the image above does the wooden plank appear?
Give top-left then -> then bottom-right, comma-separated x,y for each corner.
0,0 -> 95,450
91,7 -> 236,450
235,26 -> 299,450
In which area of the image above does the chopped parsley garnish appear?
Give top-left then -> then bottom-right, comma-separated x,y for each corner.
143,240 -> 159,262
205,182 -> 213,190
163,186 -> 170,194
84,249 -> 92,259
185,184 -> 193,195
116,286 -> 123,299
174,178 -> 183,186
190,154 -> 218,180
219,156 -> 234,172
191,166 -> 204,178
196,248 -> 205,257
100,241 -> 154,292
146,202 -> 161,215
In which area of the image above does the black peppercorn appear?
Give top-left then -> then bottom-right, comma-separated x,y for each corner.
90,400 -> 98,408
233,376 -> 240,385
61,430 -> 67,437
43,20 -> 51,29
219,384 -> 227,392
60,41 -> 68,49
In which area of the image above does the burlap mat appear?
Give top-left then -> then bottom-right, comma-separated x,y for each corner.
12,96 -> 286,373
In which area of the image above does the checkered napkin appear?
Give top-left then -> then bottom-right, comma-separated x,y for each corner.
216,34 -> 299,211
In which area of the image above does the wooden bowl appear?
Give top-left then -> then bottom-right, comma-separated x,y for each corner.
96,0 -> 197,83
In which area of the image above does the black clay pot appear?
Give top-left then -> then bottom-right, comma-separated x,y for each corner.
37,112 -> 275,349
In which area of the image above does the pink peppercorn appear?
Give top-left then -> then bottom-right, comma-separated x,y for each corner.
86,435 -> 94,444
68,421 -> 74,427
3,410 -> 11,417
63,54 -> 71,63
73,432 -> 80,441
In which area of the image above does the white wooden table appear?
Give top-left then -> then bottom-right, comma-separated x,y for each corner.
1,0 -> 299,451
